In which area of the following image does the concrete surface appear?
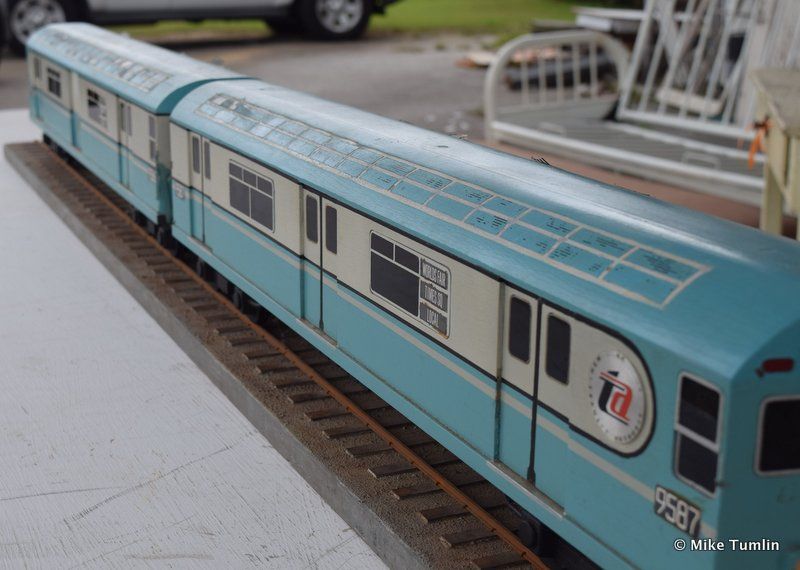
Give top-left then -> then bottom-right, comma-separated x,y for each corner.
0,109 -> 385,569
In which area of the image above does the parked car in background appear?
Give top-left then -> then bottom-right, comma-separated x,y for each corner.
7,0 -> 400,54
1,0 -> 8,59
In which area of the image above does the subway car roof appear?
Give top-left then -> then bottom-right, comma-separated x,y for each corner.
27,23 -> 244,113
171,79 -> 800,384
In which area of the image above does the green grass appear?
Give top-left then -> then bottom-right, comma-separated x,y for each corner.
113,0 -> 612,40
372,0 -> 602,35
109,19 -> 268,39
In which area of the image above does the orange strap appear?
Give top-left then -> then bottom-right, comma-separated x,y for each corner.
748,117 -> 770,169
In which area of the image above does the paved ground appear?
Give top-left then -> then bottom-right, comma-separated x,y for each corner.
0,33 -> 491,137
0,109 -> 385,569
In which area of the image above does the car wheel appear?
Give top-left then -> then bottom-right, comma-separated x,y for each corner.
264,16 -> 304,36
297,0 -> 372,40
9,0 -> 74,55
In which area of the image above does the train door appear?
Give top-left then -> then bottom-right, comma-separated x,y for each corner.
499,287 -> 539,480
532,304 -> 573,505
319,197 -> 340,340
118,100 -> 132,189
188,133 -> 206,242
301,188 -> 322,328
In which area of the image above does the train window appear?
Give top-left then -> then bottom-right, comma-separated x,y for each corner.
251,190 -> 273,228
371,250 -> 419,315
758,397 -> 800,474
305,196 -> 318,243
191,137 -> 200,174
119,103 -> 127,135
678,377 -> 720,442
148,116 -> 157,162
371,233 -> 393,258
34,58 -> 41,80
508,297 -> 532,363
119,103 -> 132,137
369,232 -> 451,336
203,141 -> 211,179
229,162 -> 274,231
87,89 -> 107,128
675,434 -> 717,493
545,315 -> 571,383
230,179 -> 250,215
47,69 -> 61,98
325,206 -> 337,254
675,376 -> 721,494
395,246 -> 420,273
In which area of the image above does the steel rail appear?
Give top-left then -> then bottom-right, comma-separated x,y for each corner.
50,145 -> 548,569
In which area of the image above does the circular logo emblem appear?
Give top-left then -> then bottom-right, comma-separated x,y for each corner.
589,351 -> 646,445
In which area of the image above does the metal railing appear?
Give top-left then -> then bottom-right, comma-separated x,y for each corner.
484,30 -> 630,143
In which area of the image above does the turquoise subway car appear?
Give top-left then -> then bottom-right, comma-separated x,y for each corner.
26,23 -> 243,236
30,24 -> 800,570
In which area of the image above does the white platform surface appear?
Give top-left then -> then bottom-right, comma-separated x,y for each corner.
0,109 -> 385,569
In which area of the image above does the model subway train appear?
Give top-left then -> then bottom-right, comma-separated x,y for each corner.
26,23 -> 800,570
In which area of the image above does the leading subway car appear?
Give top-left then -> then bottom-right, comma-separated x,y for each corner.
31,25 -> 800,570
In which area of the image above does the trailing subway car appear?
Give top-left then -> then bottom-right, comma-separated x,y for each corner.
26,23 -> 244,239
29,24 -> 800,570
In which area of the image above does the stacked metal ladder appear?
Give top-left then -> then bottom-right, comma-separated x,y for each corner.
484,0 -> 800,205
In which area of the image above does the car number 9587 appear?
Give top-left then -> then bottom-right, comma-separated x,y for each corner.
654,485 -> 702,537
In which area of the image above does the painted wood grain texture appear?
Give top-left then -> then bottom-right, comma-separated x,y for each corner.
0,109 -> 385,569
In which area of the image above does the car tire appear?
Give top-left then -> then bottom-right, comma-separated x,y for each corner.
264,16 -> 304,36
296,0 -> 372,40
9,0 -> 76,55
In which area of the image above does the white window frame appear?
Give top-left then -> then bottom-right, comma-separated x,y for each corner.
673,373 -> 723,496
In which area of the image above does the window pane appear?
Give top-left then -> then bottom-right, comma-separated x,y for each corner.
508,297 -> 532,362
305,196 -> 318,243
676,433 -> 717,493
759,399 -> 800,473
203,141 -> 211,179
191,138 -> 200,174
230,179 -> 249,215
87,89 -> 106,127
370,233 -> 393,258
371,252 -> 419,315
47,70 -> 61,97
395,246 -> 419,273
325,206 -> 337,254
229,163 -> 242,179
149,140 -> 156,162
257,176 -> 273,195
679,377 -> 720,442
546,315 -> 570,383
242,169 -> 257,187
251,190 -> 273,230
148,115 -> 156,138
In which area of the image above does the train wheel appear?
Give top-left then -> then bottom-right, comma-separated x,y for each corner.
518,517 -> 556,556
232,287 -> 262,324
194,257 -> 210,281
155,225 -> 177,255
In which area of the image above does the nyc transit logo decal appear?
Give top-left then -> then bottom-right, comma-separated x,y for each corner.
590,351 -> 646,445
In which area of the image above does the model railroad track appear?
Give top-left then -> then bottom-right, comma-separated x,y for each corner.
9,142 -> 562,570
